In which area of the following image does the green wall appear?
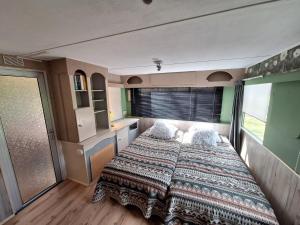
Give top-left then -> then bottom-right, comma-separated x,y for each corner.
121,88 -> 131,116
121,88 -> 127,113
264,81 -> 300,173
220,87 -> 234,123
246,71 -> 300,174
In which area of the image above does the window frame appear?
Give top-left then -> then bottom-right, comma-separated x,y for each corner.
242,83 -> 272,142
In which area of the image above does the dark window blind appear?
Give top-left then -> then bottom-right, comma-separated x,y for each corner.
131,87 -> 223,122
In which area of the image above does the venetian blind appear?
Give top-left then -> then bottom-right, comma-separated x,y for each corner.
131,87 -> 223,122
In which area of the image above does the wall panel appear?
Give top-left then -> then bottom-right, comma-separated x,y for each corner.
241,130 -> 300,225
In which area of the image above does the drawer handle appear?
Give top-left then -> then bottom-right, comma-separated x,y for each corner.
78,124 -> 83,127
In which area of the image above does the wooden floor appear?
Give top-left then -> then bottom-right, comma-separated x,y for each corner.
4,180 -> 161,225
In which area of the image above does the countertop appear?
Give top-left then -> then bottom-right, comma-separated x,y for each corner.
79,118 -> 139,150
111,118 -> 139,132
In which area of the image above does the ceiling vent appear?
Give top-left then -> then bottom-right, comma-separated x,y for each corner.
3,55 -> 24,67
207,71 -> 233,82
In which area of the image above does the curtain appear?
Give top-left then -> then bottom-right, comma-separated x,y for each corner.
229,81 -> 244,154
131,87 -> 223,123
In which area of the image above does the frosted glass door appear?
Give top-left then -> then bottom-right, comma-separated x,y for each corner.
0,76 -> 56,203
0,168 -> 12,222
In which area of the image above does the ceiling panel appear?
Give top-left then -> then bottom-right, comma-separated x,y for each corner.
0,0 -> 299,75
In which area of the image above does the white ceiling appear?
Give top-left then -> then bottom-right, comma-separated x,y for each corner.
0,0 -> 300,75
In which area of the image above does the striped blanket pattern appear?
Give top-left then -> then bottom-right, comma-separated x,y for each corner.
92,130 -> 181,219
165,142 -> 279,225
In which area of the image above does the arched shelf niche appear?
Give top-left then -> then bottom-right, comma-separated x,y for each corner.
74,69 -> 90,108
126,76 -> 143,85
206,71 -> 233,82
90,73 -> 109,129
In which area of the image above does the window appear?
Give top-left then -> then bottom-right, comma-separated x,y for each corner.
131,87 -> 223,122
242,83 -> 272,141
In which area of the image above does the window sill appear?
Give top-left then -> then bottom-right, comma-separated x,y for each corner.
241,127 -> 263,145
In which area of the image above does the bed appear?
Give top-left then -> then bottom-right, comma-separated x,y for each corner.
92,129 -> 181,219
165,140 -> 279,225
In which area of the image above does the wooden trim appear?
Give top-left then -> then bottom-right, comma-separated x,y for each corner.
121,68 -> 245,88
108,82 -> 124,88
0,214 -> 14,225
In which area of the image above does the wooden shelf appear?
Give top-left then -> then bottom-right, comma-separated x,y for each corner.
75,89 -> 88,92
94,110 -> 106,114
92,90 -> 105,92
91,73 -> 109,129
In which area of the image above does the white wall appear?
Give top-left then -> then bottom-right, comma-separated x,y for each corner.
108,87 -> 122,121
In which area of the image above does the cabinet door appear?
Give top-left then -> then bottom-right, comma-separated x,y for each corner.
90,144 -> 115,180
117,127 -> 129,152
128,122 -> 139,144
75,108 -> 96,142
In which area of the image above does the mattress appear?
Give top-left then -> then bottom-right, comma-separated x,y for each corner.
165,142 -> 279,225
92,130 -> 181,219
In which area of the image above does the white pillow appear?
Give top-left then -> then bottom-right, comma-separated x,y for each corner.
191,129 -> 218,146
189,125 -> 221,143
149,121 -> 178,140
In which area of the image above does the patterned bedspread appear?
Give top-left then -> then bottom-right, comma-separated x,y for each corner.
92,130 -> 181,219
165,142 -> 279,225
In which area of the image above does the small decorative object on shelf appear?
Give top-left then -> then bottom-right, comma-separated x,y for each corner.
74,72 -> 87,90
74,70 -> 90,108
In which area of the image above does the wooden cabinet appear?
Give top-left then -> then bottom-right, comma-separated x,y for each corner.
61,133 -> 116,185
128,122 -> 139,144
116,127 -> 129,152
48,58 -> 110,143
90,143 -> 115,180
75,108 -> 96,142
114,120 -> 140,153
60,118 -> 139,186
